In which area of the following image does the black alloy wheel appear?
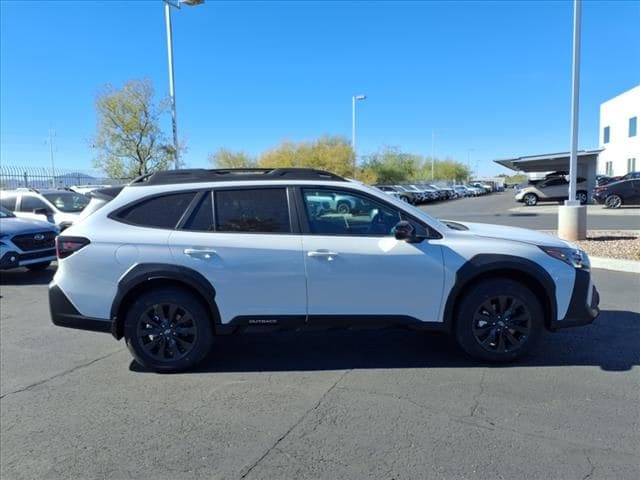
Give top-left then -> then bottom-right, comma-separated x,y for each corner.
136,303 -> 198,362
455,279 -> 543,363
124,288 -> 213,372
471,295 -> 531,354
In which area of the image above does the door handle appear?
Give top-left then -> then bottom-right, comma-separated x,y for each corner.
307,250 -> 339,259
184,248 -> 218,260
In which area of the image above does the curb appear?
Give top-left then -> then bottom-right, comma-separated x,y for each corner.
590,256 -> 640,274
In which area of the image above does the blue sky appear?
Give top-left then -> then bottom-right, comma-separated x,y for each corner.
1,0 -> 639,176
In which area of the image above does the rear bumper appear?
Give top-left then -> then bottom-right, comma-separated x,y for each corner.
550,270 -> 600,331
49,283 -> 111,333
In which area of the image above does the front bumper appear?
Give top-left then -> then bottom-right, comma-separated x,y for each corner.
550,269 -> 600,330
49,283 -> 111,333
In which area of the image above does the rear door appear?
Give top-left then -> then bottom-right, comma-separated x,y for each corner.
168,187 -> 306,324
298,186 -> 444,324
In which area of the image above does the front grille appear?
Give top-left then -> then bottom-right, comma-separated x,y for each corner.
19,249 -> 56,261
11,231 -> 56,252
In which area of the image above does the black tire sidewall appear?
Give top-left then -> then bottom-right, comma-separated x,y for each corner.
455,279 -> 543,363
124,288 -> 213,373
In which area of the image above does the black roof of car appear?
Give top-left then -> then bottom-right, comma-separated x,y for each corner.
130,168 -> 347,186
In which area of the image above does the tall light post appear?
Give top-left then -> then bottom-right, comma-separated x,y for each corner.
351,94 -> 367,168
558,0 -> 586,241
164,0 -> 204,170
467,148 -> 475,180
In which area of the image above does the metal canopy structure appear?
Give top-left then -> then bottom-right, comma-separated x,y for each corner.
494,149 -> 602,200
494,149 -> 602,172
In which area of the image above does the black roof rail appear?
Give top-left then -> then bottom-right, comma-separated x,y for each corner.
129,168 -> 347,186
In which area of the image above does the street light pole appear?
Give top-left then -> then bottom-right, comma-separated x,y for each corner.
163,0 -> 204,170
351,94 -> 366,169
567,0 -> 581,205
164,2 -> 179,170
431,130 -> 436,181
558,0 -> 586,241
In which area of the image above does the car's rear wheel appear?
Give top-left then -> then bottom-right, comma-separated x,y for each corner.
523,193 -> 538,206
124,288 -> 213,373
605,194 -> 622,209
455,279 -> 543,363
26,261 -> 51,271
576,191 -> 588,205
400,196 -> 410,203
336,201 -> 351,214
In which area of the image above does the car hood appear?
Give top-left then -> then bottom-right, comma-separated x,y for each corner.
0,216 -> 59,236
444,220 -> 572,248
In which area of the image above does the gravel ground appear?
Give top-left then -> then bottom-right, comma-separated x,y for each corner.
549,230 -> 640,261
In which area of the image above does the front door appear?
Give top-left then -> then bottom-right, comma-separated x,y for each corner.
299,187 -> 444,324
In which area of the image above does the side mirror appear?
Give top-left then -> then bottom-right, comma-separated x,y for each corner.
33,208 -> 50,216
393,220 -> 415,241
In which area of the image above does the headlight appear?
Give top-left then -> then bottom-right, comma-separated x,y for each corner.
539,246 -> 590,269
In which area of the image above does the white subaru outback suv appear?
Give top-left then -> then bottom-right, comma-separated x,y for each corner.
49,168 -> 599,372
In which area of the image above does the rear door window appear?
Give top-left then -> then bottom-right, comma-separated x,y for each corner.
184,191 -> 214,231
115,192 -> 196,229
214,188 -> 290,233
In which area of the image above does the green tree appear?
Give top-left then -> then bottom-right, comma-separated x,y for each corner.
92,79 -> 179,178
208,148 -> 256,168
258,136 -> 355,177
361,147 -> 421,184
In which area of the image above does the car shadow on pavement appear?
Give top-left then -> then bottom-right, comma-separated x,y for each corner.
130,309 -> 639,374
0,267 -> 55,286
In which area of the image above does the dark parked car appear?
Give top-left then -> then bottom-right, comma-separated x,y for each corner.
593,179 -> 640,208
597,171 -> 639,186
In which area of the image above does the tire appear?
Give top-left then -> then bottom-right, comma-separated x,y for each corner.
523,193 -> 538,206
26,261 -> 51,271
336,201 -> 351,214
400,196 -> 410,203
605,194 -> 622,209
124,287 -> 213,373
576,191 -> 588,205
454,279 -> 543,363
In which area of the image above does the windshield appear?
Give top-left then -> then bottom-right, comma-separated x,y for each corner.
0,206 -> 15,218
42,192 -> 90,212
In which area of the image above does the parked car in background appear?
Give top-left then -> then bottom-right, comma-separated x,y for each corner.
515,176 -> 588,206
0,206 -> 59,271
69,184 -> 115,195
0,188 -> 89,230
375,185 -> 412,204
596,172 -> 639,186
593,179 -> 640,208
453,185 -> 470,197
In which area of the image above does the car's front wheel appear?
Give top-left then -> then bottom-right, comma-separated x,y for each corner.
26,261 -> 51,271
455,279 -> 543,363
523,193 -> 538,206
605,194 -> 622,209
124,288 -> 213,373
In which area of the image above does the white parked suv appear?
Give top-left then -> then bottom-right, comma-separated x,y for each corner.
49,168 -> 600,372
0,188 -> 89,230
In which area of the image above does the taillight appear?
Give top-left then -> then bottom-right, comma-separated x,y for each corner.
56,236 -> 90,259
594,186 -> 607,194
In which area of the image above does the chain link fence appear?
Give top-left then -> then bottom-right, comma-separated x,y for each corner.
0,166 -> 130,190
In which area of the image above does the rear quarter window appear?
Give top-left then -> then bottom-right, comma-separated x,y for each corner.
115,192 -> 196,229
0,194 -> 18,210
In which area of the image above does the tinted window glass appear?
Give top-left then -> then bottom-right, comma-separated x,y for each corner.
0,194 -> 17,210
303,188 -> 405,236
543,178 -> 567,187
184,192 -> 214,231
215,189 -> 290,233
629,117 -> 637,137
20,196 -> 50,212
42,192 -> 89,212
604,126 -> 610,143
117,192 -> 195,229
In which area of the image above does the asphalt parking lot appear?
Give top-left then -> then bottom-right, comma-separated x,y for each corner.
1,261 -> 639,479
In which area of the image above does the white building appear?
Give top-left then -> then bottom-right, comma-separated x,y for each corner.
598,85 -> 639,176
